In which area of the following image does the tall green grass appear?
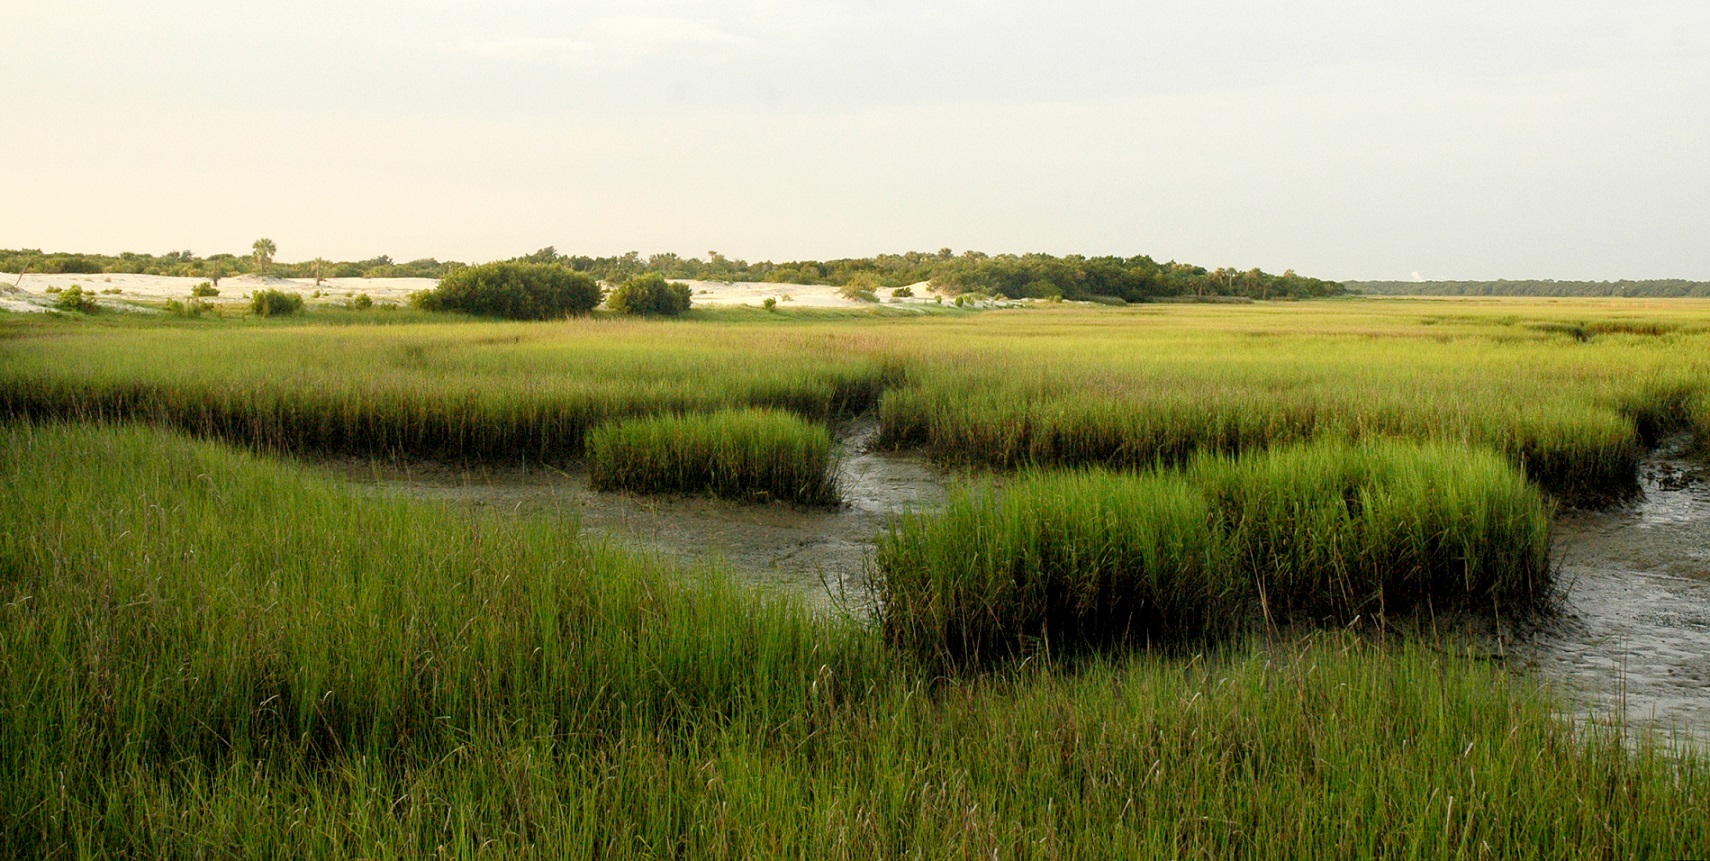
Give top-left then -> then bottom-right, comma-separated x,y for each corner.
587,408 -> 839,504
2,423 -> 1707,857
876,440 -> 1551,666
3,299 -> 1708,499
0,318 -> 897,461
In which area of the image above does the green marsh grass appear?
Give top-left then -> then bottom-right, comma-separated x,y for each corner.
2,423 -> 1707,856
587,408 -> 839,503
3,298 -> 1709,498
876,440 -> 1551,666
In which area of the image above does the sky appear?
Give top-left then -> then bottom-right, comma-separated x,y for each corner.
2,0 -> 1707,281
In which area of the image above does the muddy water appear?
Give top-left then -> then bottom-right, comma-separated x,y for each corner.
330,426 -> 1710,742
331,420 -> 949,613
1528,437 -> 1710,744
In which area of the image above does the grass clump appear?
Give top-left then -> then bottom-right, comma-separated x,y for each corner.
607,272 -> 692,315
249,288 -> 304,317
877,439 -> 1551,666
414,261 -> 602,319
587,408 -> 840,504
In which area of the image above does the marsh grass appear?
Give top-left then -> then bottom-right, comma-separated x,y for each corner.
877,440 -> 1551,666
1,423 -> 1707,857
4,302 -> 1709,502
587,408 -> 840,504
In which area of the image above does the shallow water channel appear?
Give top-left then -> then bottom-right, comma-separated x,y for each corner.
333,420 -> 947,613
1524,437 -> 1710,745
333,429 -> 1710,744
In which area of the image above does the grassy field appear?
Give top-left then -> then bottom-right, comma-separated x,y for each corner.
2,422 -> 1707,858
4,298 -> 1710,856
4,299 -> 1706,502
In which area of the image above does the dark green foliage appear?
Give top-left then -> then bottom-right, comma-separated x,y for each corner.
876,440 -> 1552,666
249,289 -> 304,317
345,293 -> 373,310
190,281 -> 219,297
52,285 -> 99,313
587,409 -> 839,504
417,262 -> 602,319
2,246 -> 1343,300
606,272 -> 692,316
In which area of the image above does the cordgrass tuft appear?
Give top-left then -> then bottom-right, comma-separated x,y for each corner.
876,439 -> 1552,666
587,408 -> 840,504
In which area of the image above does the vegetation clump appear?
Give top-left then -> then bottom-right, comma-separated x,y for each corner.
249,289 -> 304,317
163,298 -> 213,318
606,272 -> 692,316
587,408 -> 839,504
52,285 -> 99,313
876,439 -> 1551,666
191,281 -> 219,297
413,261 -> 602,320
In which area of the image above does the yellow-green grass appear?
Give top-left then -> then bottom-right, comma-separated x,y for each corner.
3,298 -> 1709,501
873,300 -> 1710,504
587,408 -> 839,504
2,423 -> 1708,857
0,315 -> 898,461
876,440 -> 1551,666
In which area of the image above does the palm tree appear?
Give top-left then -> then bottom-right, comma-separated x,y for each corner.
252,238 -> 277,275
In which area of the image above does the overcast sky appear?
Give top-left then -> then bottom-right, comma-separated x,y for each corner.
3,1 -> 1706,280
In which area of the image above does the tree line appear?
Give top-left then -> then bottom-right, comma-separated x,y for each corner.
526,247 -> 1345,302
2,244 -> 1345,301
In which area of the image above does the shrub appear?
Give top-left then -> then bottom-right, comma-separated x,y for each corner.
763,297 -> 778,311
607,273 -> 692,316
53,285 -> 99,313
891,286 -> 914,299
586,408 -> 839,504
164,298 -> 213,318
415,262 -> 602,320
345,293 -> 374,311
876,440 -> 1552,666
191,282 -> 219,297
250,289 -> 305,318
839,284 -> 880,303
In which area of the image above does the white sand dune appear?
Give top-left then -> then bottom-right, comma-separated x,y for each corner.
0,272 -> 950,314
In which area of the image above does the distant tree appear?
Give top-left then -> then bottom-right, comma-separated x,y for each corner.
252,238 -> 277,275
250,289 -> 303,317
414,261 -> 603,319
607,273 -> 692,316
312,257 -> 329,286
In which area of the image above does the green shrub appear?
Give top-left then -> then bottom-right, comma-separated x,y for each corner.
763,297 -> 778,311
607,273 -> 692,316
839,284 -> 879,303
191,281 -> 220,297
891,286 -> 914,299
53,285 -> 99,313
345,293 -> 373,311
164,298 -> 213,318
249,289 -> 304,317
586,408 -> 839,504
415,262 -> 602,320
876,439 -> 1552,666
